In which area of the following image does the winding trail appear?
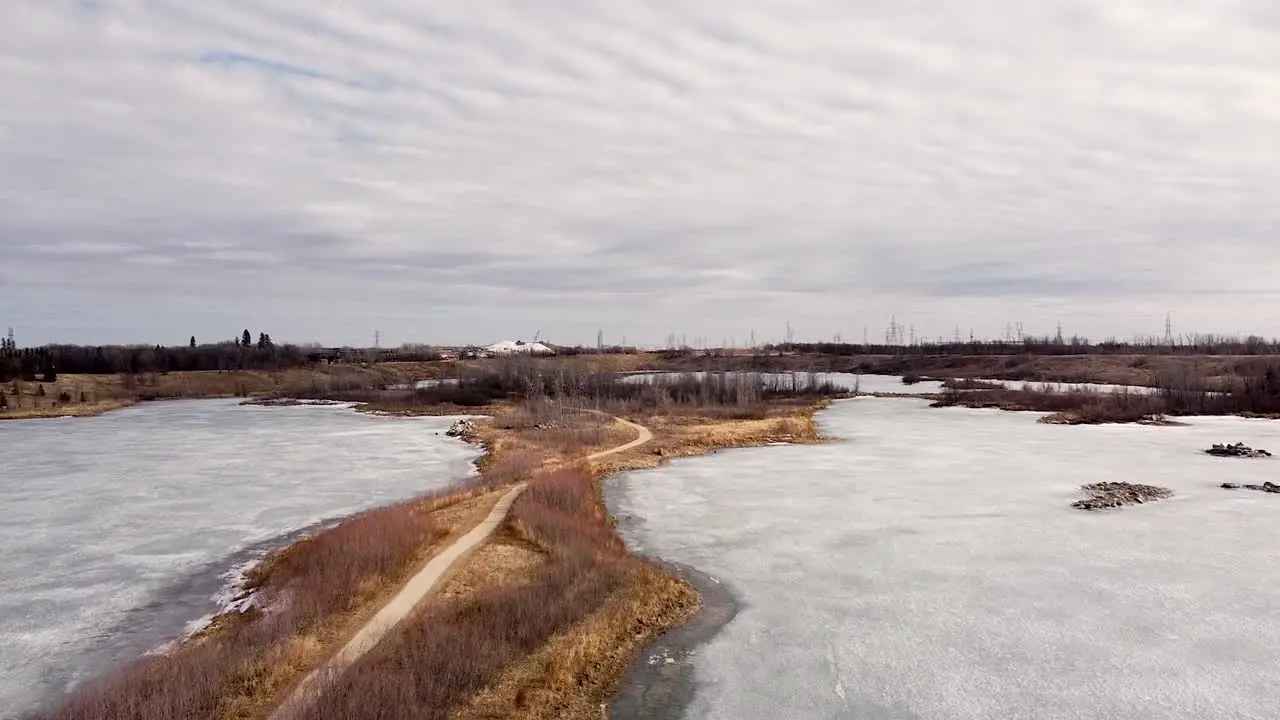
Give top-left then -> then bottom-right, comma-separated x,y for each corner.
272,413 -> 652,718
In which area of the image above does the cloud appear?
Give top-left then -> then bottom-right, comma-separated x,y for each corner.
1,0 -> 1278,345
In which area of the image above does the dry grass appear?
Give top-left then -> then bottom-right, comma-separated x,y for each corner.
296,467 -> 629,720
455,402 -> 642,470
453,560 -> 698,720
0,397 -> 137,420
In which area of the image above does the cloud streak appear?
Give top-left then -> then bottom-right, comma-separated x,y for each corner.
1,0 -> 1278,345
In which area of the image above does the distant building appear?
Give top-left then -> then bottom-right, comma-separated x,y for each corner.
483,340 -> 555,356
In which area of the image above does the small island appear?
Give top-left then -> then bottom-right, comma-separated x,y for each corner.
1073,482 -> 1173,510
1204,442 -> 1272,458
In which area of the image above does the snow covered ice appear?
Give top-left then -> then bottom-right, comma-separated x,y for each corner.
0,399 -> 478,719
606,397 -> 1280,720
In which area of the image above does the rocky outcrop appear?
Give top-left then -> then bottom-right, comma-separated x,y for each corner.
445,419 -> 476,438
1205,442 -> 1271,458
1221,481 -> 1280,494
1072,482 -> 1173,510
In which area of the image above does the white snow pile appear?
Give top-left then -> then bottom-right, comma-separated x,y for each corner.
484,340 -> 555,355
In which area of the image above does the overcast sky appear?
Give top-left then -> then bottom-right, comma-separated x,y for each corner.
2,1 -> 1278,347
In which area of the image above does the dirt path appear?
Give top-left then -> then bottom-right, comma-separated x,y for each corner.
271,413 -> 650,719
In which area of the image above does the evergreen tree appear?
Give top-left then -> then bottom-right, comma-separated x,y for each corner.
190,336 -> 196,348
241,329 -> 252,347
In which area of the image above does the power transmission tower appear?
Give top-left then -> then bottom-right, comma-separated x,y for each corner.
597,328 -> 603,352
1164,312 -> 1173,345
1056,321 -> 1064,344
1015,322 -> 1024,342
374,329 -> 380,348
887,315 -> 902,345
953,326 -> 961,344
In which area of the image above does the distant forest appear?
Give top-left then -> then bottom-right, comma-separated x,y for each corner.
0,330 -> 312,382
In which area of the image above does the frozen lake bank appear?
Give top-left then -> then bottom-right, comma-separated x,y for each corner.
0,399 -> 479,719
605,398 -> 1280,720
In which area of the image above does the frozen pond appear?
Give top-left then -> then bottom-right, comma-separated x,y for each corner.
607,398 -> 1280,719
619,371 -> 1160,396
0,400 -> 478,719
970,378 -> 1160,394
620,371 -> 947,395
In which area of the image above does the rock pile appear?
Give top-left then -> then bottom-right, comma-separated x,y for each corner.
445,419 -> 475,438
1072,482 -> 1173,511
1221,482 -> 1280,494
1205,442 -> 1271,458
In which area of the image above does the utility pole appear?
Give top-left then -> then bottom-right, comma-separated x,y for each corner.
597,328 -> 603,353
374,329 -> 380,348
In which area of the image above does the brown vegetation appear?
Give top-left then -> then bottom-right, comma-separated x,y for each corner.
1,364 -> 444,420
934,386 -> 1167,424
932,359 -> 1280,424
296,467 -> 632,720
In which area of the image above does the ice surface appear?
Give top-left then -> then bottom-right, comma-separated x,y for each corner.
606,398 -> 1280,720
0,399 -> 479,719
620,371 -> 1157,396
621,371 -> 947,394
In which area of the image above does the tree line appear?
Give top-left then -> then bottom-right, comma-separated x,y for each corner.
0,330 -> 309,382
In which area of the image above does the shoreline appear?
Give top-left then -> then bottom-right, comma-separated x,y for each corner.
21,513 -> 364,720
607,559 -> 739,720
0,398 -> 139,421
